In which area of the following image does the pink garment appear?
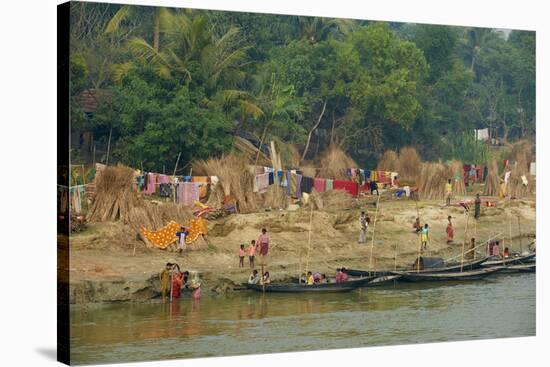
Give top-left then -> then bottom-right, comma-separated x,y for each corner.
145,173 -> 157,195
157,174 -> 170,184
313,178 -> 326,193
177,182 -> 199,206
193,287 -> 201,300
491,244 -> 500,257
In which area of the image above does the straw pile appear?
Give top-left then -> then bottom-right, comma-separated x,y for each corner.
448,160 -> 466,196
508,140 -> 534,198
194,154 -> 259,213
308,189 -> 354,210
299,165 -> 317,178
377,150 -> 399,172
318,146 -> 358,180
416,162 -> 449,200
398,146 -> 422,183
88,165 -> 193,230
483,160 -> 500,196
263,184 -> 289,209
88,165 -> 141,224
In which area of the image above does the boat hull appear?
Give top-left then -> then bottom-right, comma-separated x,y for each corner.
394,267 -> 501,282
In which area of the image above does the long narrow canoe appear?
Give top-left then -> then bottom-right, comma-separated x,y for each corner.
366,274 -> 402,287
393,267 -> 501,282
348,257 -> 488,277
481,253 -> 536,267
244,276 -> 371,293
491,264 -> 536,273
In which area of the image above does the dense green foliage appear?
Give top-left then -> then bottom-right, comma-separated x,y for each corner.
70,3 -> 535,170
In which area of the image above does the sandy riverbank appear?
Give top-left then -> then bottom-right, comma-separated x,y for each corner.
67,196 -> 536,303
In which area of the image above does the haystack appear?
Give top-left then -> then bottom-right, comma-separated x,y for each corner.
88,165 -> 194,230
416,162 -> 448,200
318,146 -> 358,180
483,160 -> 500,196
308,189 -> 354,210
507,140 -> 533,198
262,184 -> 289,209
448,160 -> 466,196
377,150 -> 399,172
88,165 -> 141,224
193,154 -> 258,213
398,146 -> 422,183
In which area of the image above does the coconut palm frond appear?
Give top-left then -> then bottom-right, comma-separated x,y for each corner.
104,5 -> 133,33
240,100 -> 265,119
127,37 -> 170,66
111,62 -> 133,83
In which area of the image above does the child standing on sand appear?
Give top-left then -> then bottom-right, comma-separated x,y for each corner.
248,240 -> 257,268
239,244 -> 245,267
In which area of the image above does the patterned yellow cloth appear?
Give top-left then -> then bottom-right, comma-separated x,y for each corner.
140,221 -> 180,249
186,217 -> 208,244
140,218 -> 209,249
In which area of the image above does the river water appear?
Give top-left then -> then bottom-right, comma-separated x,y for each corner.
70,273 -> 535,365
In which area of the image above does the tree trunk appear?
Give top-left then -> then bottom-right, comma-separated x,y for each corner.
301,99 -> 327,162
153,12 -> 160,52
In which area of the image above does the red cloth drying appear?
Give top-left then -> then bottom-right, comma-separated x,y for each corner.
333,180 -> 359,196
313,178 -> 326,193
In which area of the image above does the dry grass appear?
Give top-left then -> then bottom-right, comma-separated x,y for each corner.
318,146 -> 358,180
448,160 -> 466,196
398,146 -> 422,184
484,160 -> 500,196
508,140 -> 534,198
377,150 -> 399,172
88,165 -> 193,231
263,184 -> 289,209
308,189 -> 354,210
417,162 -> 448,200
193,154 -> 259,213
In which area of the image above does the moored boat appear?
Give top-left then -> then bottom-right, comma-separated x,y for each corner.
244,276 -> 372,293
393,267 -> 501,282
481,252 -> 536,267
366,274 -> 402,286
491,263 -> 536,273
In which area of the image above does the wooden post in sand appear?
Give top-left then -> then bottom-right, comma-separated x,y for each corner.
172,152 -> 182,203
369,193 -> 381,276
460,207 -> 470,272
394,243 -> 398,272
305,203 -> 314,277
518,216 -> 523,253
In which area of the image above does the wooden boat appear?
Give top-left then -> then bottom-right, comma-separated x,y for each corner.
491,264 -> 536,273
346,269 -> 388,277
349,257 -> 488,277
366,274 -> 402,287
393,267 -> 501,282
481,253 -> 536,267
244,276 -> 371,293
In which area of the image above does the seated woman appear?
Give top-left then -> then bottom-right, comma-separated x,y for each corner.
503,247 -> 510,258
306,271 -> 314,285
261,271 -> 271,285
248,269 -> 260,284
313,272 -> 322,284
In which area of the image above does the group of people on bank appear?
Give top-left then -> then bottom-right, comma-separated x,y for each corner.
238,228 -> 270,268
247,267 -> 351,286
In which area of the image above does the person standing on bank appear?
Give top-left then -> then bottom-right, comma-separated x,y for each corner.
420,224 -> 429,251
446,216 -> 454,244
257,228 -> 270,264
445,178 -> 453,206
474,193 -> 481,220
358,211 -> 370,244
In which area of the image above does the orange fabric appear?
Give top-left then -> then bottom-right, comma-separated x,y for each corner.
185,217 -> 208,244
140,221 -> 180,249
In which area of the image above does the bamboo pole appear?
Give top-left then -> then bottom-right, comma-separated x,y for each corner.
106,126 -> 112,166
518,216 -> 523,253
460,208 -> 470,272
172,152 -> 181,203
369,193 -> 381,275
394,243 -> 398,272
305,203 -> 314,276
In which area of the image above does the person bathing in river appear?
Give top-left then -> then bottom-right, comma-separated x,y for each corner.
257,228 -> 270,264
159,263 -> 173,301
238,244 -> 245,268
420,224 -> 429,251
171,270 -> 183,299
248,269 -> 260,284
248,240 -> 256,268
446,216 -> 454,244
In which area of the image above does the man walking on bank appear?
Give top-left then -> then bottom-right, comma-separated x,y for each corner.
358,211 -> 370,244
